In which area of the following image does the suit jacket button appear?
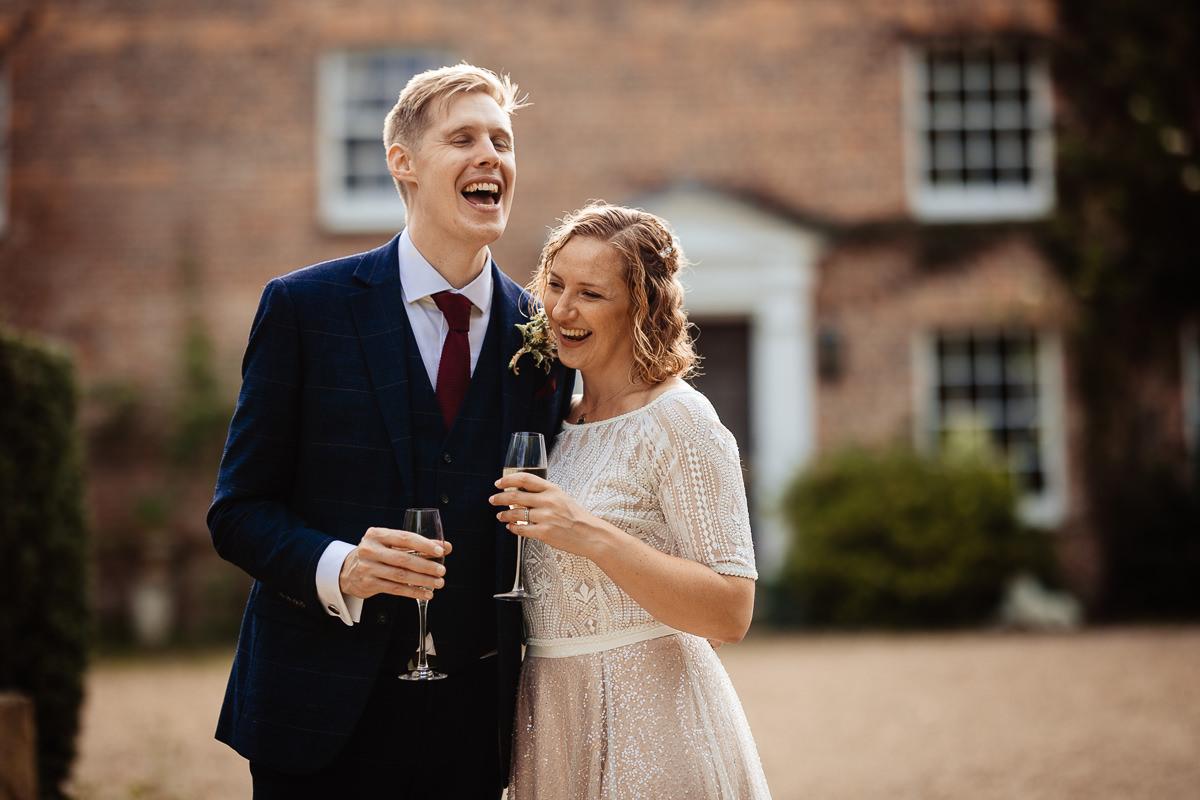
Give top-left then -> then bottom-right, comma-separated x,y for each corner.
376,611 -> 390,624
439,493 -> 450,505
442,452 -> 453,464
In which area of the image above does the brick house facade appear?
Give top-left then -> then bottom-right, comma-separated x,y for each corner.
7,0 -> 1184,635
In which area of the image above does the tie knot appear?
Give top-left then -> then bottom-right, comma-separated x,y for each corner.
433,291 -> 472,332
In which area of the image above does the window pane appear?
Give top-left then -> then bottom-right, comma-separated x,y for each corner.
939,340 -> 974,385
993,62 -> 1024,91
932,99 -> 964,129
993,99 -> 1027,130
1005,397 -> 1038,429
995,133 -> 1026,169
962,59 -> 991,92
965,132 -> 994,169
933,133 -> 964,170
930,60 -> 962,92
963,100 -> 993,130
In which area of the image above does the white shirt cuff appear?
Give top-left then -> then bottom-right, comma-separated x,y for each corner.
316,540 -> 363,626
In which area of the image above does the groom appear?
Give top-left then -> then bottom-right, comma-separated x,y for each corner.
208,63 -> 571,798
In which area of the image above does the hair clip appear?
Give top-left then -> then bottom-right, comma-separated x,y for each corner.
658,245 -> 673,260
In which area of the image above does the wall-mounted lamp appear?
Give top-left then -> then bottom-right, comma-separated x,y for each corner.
818,325 -> 842,382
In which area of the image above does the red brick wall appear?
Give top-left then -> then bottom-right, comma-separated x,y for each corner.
2,0 -> 1080,626
1,0 -> 1057,391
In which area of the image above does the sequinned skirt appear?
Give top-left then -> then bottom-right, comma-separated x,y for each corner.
508,632 -> 772,799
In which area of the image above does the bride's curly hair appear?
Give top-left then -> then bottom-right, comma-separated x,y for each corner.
529,200 -> 698,385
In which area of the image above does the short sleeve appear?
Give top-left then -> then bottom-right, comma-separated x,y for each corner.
650,392 -> 758,580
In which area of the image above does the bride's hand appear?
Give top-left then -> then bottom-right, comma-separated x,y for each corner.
488,472 -> 596,558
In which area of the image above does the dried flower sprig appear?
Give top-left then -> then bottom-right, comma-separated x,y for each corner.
508,308 -> 558,375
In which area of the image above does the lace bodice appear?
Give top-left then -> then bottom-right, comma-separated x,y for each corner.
522,386 -> 758,654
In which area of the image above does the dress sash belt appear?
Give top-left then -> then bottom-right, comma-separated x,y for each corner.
525,623 -> 679,658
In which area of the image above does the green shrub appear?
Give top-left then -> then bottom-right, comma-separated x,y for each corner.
0,328 -> 91,800
777,446 -> 1055,629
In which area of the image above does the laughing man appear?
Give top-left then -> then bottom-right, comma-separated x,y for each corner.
208,63 -> 572,799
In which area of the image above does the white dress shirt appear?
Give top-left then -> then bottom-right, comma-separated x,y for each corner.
316,230 -> 494,625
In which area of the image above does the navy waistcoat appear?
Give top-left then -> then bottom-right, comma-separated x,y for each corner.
384,304 -> 509,671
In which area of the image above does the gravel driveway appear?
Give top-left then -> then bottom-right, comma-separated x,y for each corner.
68,627 -> 1200,800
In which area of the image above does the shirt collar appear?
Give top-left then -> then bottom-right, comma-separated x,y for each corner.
398,229 -> 493,312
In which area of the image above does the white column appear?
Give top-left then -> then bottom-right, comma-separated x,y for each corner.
749,262 -> 816,578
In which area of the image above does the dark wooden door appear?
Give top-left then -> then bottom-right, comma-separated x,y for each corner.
689,318 -> 755,525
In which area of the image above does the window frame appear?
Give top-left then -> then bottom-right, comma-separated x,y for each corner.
901,39 -> 1056,223
315,49 -> 450,233
912,328 -> 1068,527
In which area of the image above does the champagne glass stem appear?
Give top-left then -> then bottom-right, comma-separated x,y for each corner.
414,599 -> 431,672
509,536 -> 525,594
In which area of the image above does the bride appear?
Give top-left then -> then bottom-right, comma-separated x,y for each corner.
490,202 -> 772,799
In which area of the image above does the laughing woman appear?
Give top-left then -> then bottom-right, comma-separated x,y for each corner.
490,202 -> 771,799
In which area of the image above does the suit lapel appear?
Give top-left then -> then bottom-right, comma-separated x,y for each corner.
348,236 -> 416,499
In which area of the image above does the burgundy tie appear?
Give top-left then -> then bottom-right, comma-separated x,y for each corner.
432,291 -> 472,428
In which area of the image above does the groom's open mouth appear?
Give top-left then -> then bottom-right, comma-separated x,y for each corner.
560,327 -> 591,343
462,181 -> 501,207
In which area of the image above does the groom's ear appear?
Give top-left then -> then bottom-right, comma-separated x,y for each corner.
387,142 -> 417,188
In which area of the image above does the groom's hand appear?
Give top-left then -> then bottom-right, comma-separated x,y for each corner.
338,526 -> 453,600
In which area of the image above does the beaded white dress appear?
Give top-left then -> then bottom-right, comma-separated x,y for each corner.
508,386 -> 772,799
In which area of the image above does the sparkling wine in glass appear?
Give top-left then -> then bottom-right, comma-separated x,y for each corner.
398,508 -> 447,681
494,432 -> 547,601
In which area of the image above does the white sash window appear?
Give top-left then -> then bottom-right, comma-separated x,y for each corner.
317,49 -> 450,232
916,330 -> 1067,527
903,40 -> 1055,222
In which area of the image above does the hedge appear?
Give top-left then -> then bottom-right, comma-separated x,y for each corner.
777,446 -> 1056,629
0,328 -> 91,800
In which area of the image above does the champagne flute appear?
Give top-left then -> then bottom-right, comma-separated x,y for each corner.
494,432 -> 547,601
397,508 -> 447,681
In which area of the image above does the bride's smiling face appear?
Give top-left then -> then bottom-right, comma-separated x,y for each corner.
543,236 -> 635,381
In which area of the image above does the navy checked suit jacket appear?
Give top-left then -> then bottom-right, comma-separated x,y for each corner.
207,234 -> 571,773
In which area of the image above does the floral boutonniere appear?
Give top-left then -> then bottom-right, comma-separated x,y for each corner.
508,308 -> 558,375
